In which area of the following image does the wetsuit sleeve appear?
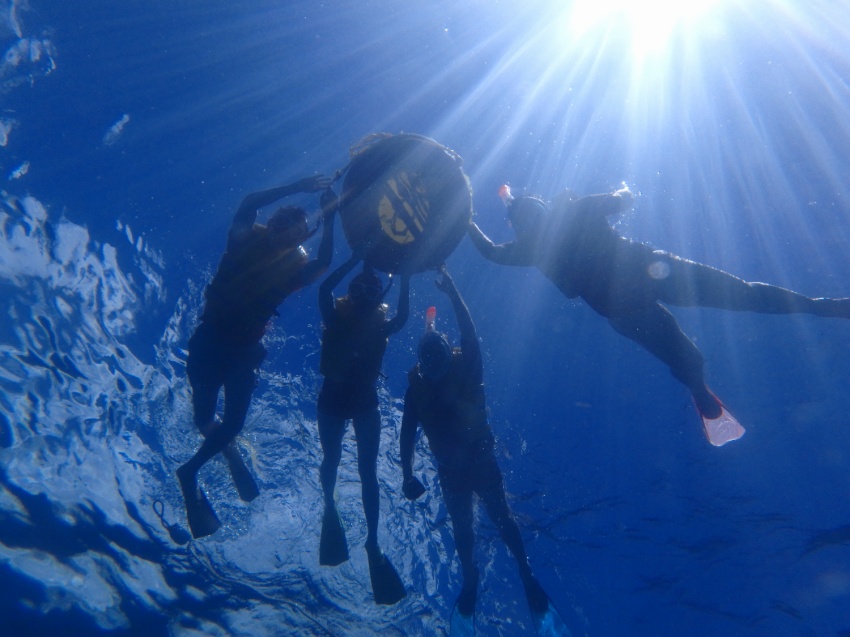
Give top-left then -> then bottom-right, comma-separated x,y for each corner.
227,199 -> 261,250
227,177 -> 327,250
467,221 -> 536,267
445,276 -> 483,385
294,207 -> 336,288
400,384 -> 419,480
318,253 -> 360,325
384,274 -> 411,336
573,191 -> 633,220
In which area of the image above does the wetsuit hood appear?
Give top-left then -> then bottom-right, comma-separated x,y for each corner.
348,266 -> 380,303
268,205 -> 313,247
418,331 -> 452,381
507,196 -> 549,238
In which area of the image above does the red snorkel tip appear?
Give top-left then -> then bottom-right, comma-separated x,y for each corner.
425,306 -> 437,331
497,184 -> 514,206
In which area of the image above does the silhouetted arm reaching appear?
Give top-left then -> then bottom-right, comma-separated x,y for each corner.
572,186 -> 634,220
435,266 -> 482,385
229,175 -> 332,244
297,188 -> 338,287
385,274 -> 411,336
400,385 -> 426,500
318,252 -> 361,326
467,221 -> 536,267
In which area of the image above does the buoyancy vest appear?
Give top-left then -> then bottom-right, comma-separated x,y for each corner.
201,227 -> 307,343
319,297 -> 388,384
407,353 -> 490,465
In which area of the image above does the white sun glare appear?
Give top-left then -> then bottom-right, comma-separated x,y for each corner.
567,0 -> 727,62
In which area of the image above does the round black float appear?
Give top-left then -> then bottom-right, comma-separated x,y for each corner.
339,133 -> 472,274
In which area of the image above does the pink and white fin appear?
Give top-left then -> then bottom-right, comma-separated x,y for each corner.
701,404 -> 745,447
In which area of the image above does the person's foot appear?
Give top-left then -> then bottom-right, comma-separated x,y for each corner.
521,573 -> 549,616
319,505 -> 349,566
176,464 -> 221,539
692,387 -> 721,419
176,463 -> 196,495
692,387 -> 745,446
223,444 -> 260,502
365,543 -> 406,605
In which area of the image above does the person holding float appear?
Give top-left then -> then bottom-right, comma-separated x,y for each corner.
400,266 -> 573,637
178,175 -> 336,539
315,252 -> 410,605
468,183 -> 850,445
315,133 -> 473,603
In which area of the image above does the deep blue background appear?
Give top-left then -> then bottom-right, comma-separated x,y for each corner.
3,1 -> 850,635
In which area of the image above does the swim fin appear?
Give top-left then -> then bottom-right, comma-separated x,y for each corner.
223,444 -> 260,502
366,546 -> 406,605
449,602 -> 476,637
530,600 -> 573,637
319,507 -> 349,566
524,574 -> 573,636
177,466 -> 221,539
700,403 -> 745,447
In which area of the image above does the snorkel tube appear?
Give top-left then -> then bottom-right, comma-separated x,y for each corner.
425,306 -> 437,332
498,184 -> 514,207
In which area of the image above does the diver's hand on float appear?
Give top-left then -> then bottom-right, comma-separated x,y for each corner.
294,174 -> 332,193
319,188 -> 338,218
613,183 -> 634,209
403,475 -> 426,501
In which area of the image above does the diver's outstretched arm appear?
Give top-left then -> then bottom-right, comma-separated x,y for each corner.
399,386 -> 426,500
385,274 -> 411,336
230,175 -> 332,240
318,252 -> 360,325
298,188 -> 338,287
436,267 -> 483,383
573,186 -> 634,220
467,221 -> 536,267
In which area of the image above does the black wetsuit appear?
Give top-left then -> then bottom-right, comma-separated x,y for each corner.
316,257 -> 409,551
180,180 -> 334,480
188,232 -> 307,444
469,191 -> 850,416
318,298 -> 389,418
400,277 -> 546,615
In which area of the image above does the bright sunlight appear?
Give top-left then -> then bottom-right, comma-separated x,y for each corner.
566,0 -> 728,62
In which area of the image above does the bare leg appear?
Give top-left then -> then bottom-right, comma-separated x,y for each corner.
318,412 -> 346,510
352,408 -> 381,549
477,464 -> 548,614
179,369 -> 255,481
442,481 -> 478,616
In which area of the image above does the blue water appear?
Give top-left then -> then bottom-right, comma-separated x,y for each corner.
3,1 -> 850,635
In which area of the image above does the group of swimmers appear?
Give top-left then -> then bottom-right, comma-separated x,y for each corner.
175,166 -> 850,636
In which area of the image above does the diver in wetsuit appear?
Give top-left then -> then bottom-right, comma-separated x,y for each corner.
468,184 -> 850,445
177,175 -> 336,539
400,266 -> 570,635
316,251 -> 411,605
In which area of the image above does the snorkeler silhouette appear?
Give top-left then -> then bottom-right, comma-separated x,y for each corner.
401,267 -> 572,635
468,184 -> 850,446
177,175 -> 336,539
315,250 -> 411,605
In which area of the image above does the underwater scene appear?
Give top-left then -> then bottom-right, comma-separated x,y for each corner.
2,1 -> 850,635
